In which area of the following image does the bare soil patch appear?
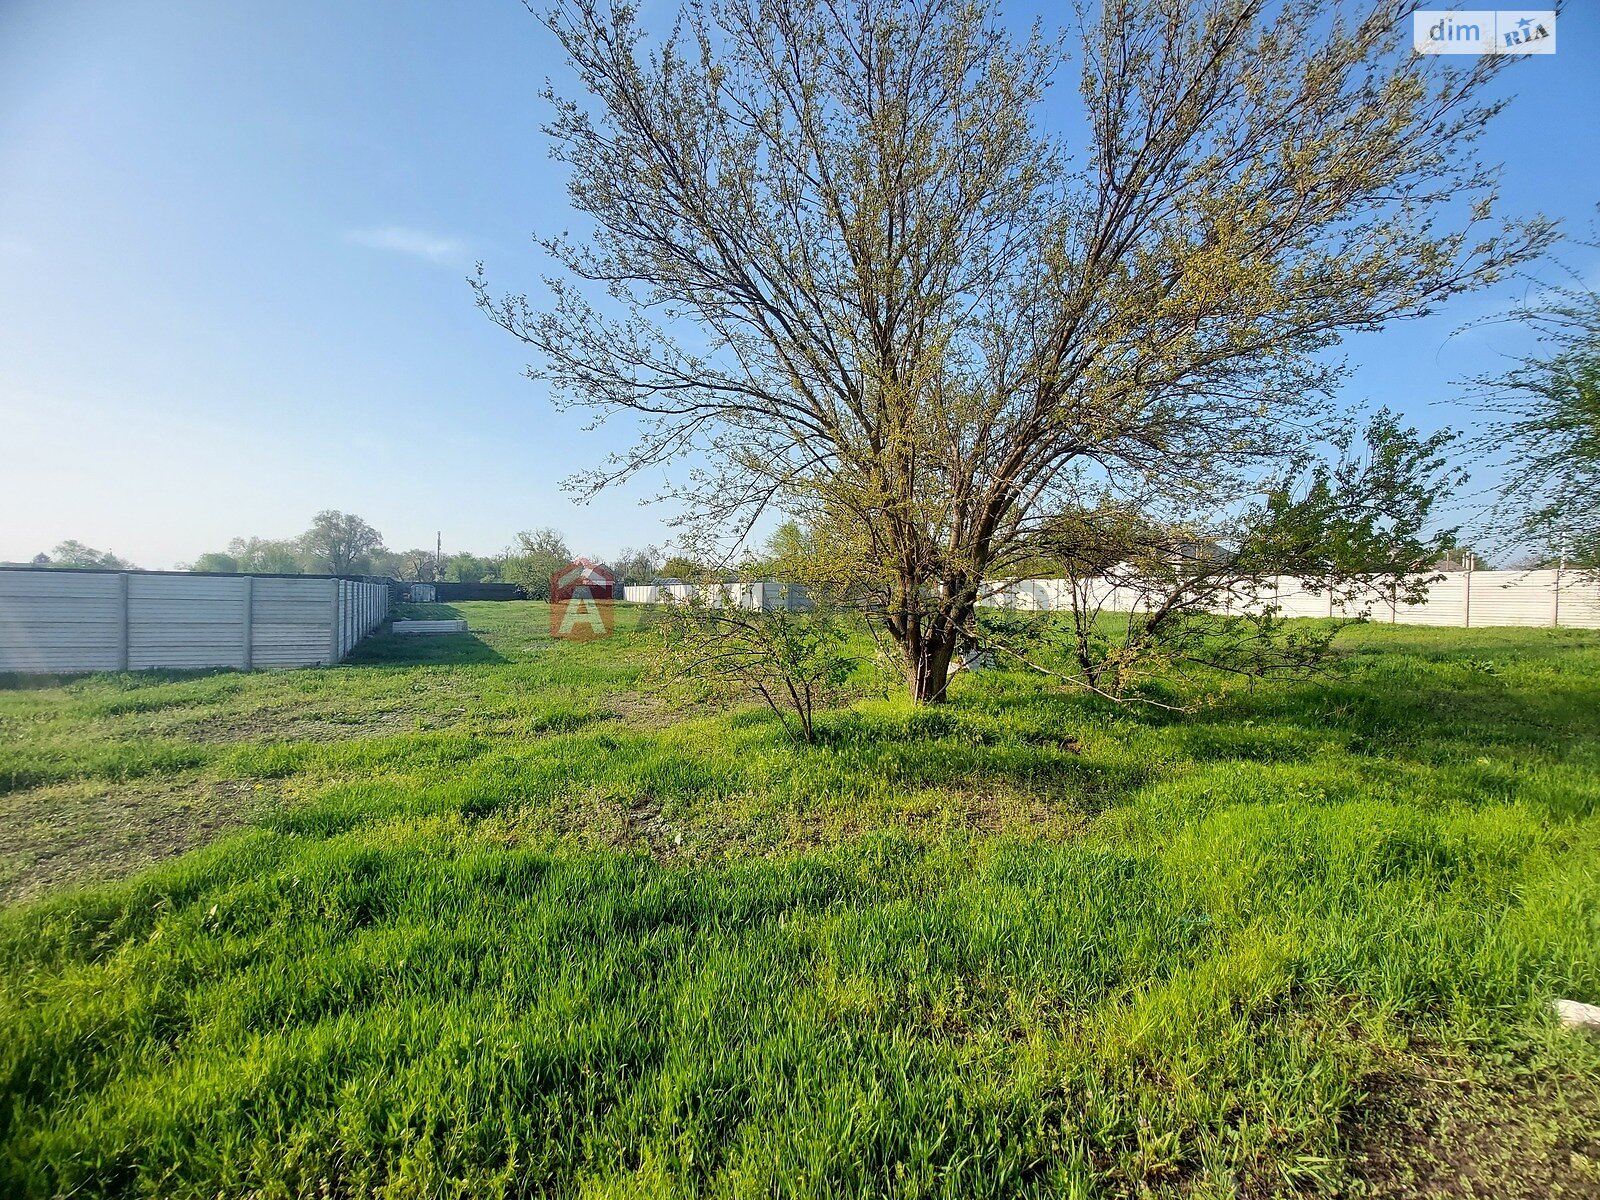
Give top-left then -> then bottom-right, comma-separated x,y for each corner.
1336,1061 -> 1600,1198
0,776 -> 274,904
167,710 -> 430,744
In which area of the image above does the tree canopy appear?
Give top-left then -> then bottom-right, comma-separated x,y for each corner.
188,516 -> 386,577
180,519 -> 630,590
1470,260 -> 1600,571
504,527 -> 575,599
40,541 -> 135,571
189,552 -> 240,575
300,510 -> 386,576
482,0 -> 1550,701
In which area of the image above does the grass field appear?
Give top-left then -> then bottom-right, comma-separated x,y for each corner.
2,601 -> 1599,1198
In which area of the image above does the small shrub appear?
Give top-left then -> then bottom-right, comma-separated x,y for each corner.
649,596 -> 861,744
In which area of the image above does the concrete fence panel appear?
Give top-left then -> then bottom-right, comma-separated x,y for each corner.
978,570 -> 1600,630
0,568 -> 392,675
0,570 -> 124,673
127,572 -> 250,670
620,581 -> 814,611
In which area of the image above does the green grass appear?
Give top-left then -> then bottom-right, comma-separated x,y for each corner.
1,603 -> 1598,1197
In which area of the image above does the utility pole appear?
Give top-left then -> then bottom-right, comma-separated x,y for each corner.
436,530 -> 442,580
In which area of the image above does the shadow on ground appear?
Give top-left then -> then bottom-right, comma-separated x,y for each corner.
345,632 -> 507,667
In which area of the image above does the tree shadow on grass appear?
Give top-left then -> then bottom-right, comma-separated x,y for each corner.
1197,670 -> 1598,763
389,602 -> 466,621
933,637 -> 1600,821
344,632 -> 507,667
968,627 -> 1600,771
0,667 -> 250,692
802,701 -> 1161,816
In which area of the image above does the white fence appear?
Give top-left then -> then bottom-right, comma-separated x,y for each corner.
0,569 -> 390,674
621,581 -> 811,611
980,570 -> 1600,629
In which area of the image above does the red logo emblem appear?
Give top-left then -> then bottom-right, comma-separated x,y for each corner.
550,558 -> 616,640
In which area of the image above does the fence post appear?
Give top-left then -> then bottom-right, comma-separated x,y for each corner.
327,578 -> 341,665
241,575 -> 254,670
1553,561 -> 1563,628
117,571 -> 130,672
1463,564 -> 1472,628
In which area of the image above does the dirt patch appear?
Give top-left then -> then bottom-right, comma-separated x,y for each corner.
1336,1061 -> 1600,1198
0,777 -> 275,905
618,794 -> 686,856
169,710 -> 430,744
890,785 -> 1092,839
535,792 -> 689,858
502,779 -> 1091,863
603,688 -> 726,731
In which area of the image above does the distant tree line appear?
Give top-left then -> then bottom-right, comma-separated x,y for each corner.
178,512 -> 676,596
182,511 -> 389,577
472,530 -> 672,600
19,541 -> 137,570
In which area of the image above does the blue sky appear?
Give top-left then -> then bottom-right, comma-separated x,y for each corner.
1,2 -> 1596,569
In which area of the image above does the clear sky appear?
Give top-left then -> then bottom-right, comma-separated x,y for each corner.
1,2 -> 1596,569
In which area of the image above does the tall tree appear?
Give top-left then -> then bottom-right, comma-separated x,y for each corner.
753,521 -> 815,576
1470,261 -> 1600,570
481,0 -> 1551,701
189,552 -> 240,574
225,537 -> 305,574
444,552 -> 503,584
395,548 -> 440,582
299,511 -> 385,576
607,544 -> 665,584
504,527 -> 574,599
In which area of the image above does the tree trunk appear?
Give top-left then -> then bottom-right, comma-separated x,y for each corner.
906,629 -> 959,704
